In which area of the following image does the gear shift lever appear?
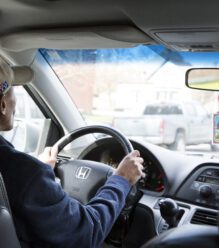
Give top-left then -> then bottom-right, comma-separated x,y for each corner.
159,198 -> 184,228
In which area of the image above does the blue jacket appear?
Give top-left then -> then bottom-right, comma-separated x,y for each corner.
0,136 -> 131,248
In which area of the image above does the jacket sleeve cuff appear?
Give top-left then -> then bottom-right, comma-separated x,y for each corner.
106,174 -> 131,196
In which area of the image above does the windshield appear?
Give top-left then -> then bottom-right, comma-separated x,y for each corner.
41,45 -> 219,155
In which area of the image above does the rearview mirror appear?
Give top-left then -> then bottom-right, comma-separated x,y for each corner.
186,68 -> 219,91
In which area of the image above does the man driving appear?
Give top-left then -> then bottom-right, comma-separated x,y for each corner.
0,58 -> 145,248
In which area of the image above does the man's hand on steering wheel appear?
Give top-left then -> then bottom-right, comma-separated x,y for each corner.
38,145 -> 59,169
115,150 -> 145,185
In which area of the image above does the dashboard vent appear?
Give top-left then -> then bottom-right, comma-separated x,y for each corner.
191,209 -> 218,226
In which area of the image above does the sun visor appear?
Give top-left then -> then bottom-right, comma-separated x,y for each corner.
12,66 -> 34,85
150,29 -> 219,51
0,26 -> 153,51
0,58 -> 34,95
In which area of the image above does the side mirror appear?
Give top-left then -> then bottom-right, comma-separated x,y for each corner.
186,68 -> 219,91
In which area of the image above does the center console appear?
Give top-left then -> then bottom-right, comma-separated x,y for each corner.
176,165 -> 219,209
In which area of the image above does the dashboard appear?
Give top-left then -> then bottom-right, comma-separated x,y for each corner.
77,137 -> 219,227
57,136 -> 219,247
78,137 -> 219,209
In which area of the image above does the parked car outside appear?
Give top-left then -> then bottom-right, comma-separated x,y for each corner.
113,101 -> 212,151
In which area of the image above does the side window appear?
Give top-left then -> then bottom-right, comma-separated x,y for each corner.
1,87 -> 46,156
171,106 -> 183,114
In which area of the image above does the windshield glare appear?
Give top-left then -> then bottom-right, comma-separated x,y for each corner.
41,45 -> 219,155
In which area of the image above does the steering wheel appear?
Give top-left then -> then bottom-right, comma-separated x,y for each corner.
53,125 -> 134,204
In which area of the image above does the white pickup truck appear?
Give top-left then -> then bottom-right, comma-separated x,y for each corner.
112,102 -> 212,151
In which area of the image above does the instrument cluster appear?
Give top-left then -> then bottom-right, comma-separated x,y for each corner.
85,139 -> 166,193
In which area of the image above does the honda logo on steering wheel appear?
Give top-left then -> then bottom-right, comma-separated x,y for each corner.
75,167 -> 91,179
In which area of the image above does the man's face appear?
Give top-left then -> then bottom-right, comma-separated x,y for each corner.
0,87 -> 16,131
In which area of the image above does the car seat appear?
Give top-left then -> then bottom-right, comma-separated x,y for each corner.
0,173 -> 21,248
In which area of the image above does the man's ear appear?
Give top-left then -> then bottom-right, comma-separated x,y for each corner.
0,95 -> 6,115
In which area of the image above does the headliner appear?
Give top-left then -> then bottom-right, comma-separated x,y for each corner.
0,0 -> 219,51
